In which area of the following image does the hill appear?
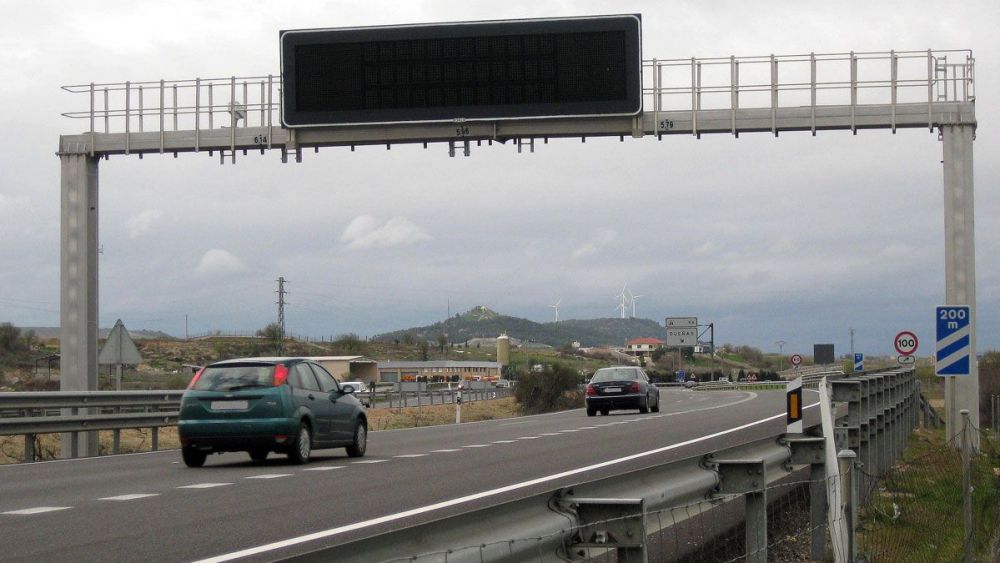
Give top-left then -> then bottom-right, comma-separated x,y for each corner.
374,306 -> 666,348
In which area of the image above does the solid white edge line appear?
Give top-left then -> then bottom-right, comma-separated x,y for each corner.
193,401 -> 819,563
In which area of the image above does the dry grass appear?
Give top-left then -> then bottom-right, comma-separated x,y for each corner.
0,398 -> 525,464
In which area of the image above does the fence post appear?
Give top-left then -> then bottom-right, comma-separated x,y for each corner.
961,409 -> 973,563
839,449 -> 859,562
152,427 -> 159,451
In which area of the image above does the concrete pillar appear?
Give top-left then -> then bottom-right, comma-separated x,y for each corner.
941,125 -> 979,446
59,153 -> 100,458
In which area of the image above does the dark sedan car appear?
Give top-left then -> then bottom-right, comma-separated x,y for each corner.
585,366 -> 660,416
178,357 -> 368,467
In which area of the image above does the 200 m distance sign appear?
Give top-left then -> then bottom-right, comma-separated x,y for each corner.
894,331 -> 918,356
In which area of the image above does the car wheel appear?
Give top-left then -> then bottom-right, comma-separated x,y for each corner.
586,406 -> 597,417
287,423 -> 312,465
639,395 -> 649,414
346,419 -> 367,458
600,408 -> 610,416
651,393 -> 660,413
249,449 -> 268,462
182,447 -> 207,468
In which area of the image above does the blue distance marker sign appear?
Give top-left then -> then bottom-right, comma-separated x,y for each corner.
936,306 -> 971,376
854,353 -> 864,372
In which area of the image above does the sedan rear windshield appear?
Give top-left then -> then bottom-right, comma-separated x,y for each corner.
591,368 -> 640,383
194,364 -> 276,391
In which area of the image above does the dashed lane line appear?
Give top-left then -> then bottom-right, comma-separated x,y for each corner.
393,454 -> 429,458
2,507 -> 72,515
352,459 -> 388,464
491,440 -> 517,444
303,466 -> 346,471
431,449 -> 461,453
178,483 -> 233,489
462,444 -> 490,448
245,474 -> 293,480
98,494 -> 160,501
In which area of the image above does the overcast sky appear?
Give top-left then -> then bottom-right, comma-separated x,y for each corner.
0,0 -> 997,357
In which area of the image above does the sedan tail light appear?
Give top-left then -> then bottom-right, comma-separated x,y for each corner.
186,368 -> 204,390
629,381 -> 641,393
586,384 -> 596,396
273,364 -> 289,386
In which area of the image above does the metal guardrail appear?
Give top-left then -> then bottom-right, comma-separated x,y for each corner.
0,388 -> 514,462
284,367 -> 919,562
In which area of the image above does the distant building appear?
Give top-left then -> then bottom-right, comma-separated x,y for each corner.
378,360 -> 502,383
626,337 -> 665,359
307,356 -> 378,384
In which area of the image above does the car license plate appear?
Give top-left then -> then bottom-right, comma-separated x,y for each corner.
211,400 -> 248,410
604,387 -> 621,393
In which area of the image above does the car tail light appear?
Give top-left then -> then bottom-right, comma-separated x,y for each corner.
629,381 -> 640,393
273,364 -> 289,386
586,384 -> 596,396
274,435 -> 288,443
186,368 -> 204,390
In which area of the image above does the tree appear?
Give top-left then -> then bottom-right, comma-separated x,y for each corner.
335,333 -> 365,354
256,323 -> 283,353
436,333 -> 448,352
514,363 -> 581,414
419,341 -> 429,361
0,323 -> 21,352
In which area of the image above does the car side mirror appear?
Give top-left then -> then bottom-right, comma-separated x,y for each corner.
329,389 -> 346,402
342,386 -> 356,394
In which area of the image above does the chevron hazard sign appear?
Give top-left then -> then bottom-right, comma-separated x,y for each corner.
936,306 -> 971,376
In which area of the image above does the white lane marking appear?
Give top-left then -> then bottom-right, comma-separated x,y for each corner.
431,449 -> 460,453
303,466 -> 346,471
558,429 -> 580,433
539,433 -> 561,436
462,444 -> 490,448
352,459 -> 388,464
195,402 -> 820,563
492,440 -> 517,444
178,483 -> 233,489
245,474 -> 292,480
516,436 -> 540,440
98,494 -> 160,501
393,454 -> 429,458
172,461 -> 180,464
578,426 -> 598,430
2,506 -> 72,515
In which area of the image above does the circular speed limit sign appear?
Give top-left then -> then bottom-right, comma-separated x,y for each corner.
894,331 -> 919,356
790,354 -> 803,366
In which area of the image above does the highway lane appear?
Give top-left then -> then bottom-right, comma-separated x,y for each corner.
0,389 -> 820,562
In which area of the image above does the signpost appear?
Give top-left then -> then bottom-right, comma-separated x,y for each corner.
790,354 -> 803,368
853,353 -> 864,373
897,355 -> 915,366
665,317 -> 698,347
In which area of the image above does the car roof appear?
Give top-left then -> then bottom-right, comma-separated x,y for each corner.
207,357 -> 312,367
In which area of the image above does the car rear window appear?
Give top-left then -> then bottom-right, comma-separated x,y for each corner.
591,368 -> 639,383
194,364 -> 275,391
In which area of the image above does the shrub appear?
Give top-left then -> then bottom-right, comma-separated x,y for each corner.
514,363 -> 581,414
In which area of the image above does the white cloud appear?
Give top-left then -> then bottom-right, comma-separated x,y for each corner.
572,229 -> 618,259
194,249 -> 248,277
126,209 -> 163,238
340,215 -> 431,250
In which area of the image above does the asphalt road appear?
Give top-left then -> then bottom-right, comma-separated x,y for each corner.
0,388 -> 819,562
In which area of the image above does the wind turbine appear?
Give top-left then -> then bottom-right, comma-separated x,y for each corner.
615,284 -> 630,319
628,290 -> 642,318
550,299 -> 561,322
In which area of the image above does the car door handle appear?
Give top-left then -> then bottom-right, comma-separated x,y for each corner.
308,394 -> 315,400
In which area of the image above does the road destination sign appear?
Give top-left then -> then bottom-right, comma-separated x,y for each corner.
280,15 -> 643,127
935,306 -> 971,376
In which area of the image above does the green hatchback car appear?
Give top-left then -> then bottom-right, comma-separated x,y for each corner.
178,357 -> 368,467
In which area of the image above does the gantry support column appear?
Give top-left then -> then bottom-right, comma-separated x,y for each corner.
59,153 -> 100,458
941,124 -> 979,446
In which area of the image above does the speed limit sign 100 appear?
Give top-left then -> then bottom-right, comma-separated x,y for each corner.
894,331 -> 919,356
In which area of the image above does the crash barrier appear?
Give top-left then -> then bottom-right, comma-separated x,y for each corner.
0,386 -> 514,462
280,368 -> 921,562
0,391 -> 183,461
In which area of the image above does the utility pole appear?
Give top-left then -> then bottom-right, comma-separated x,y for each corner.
776,340 -> 787,371
849,328 -> 855,364
276,277 -> 288,355
184,314 -> 189,340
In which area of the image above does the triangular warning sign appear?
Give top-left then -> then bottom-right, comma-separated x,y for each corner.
98,319 -> 144,365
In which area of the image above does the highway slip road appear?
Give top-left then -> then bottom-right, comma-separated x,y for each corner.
0,388 -> 819,562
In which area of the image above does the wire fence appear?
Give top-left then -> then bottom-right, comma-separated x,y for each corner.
857,421 -> 1000,562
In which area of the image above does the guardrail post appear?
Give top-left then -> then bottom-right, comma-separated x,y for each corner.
714,458 -> 767,563
786,436 -> 826,559
23,433 -> 35,462
151,427 -> 159,451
